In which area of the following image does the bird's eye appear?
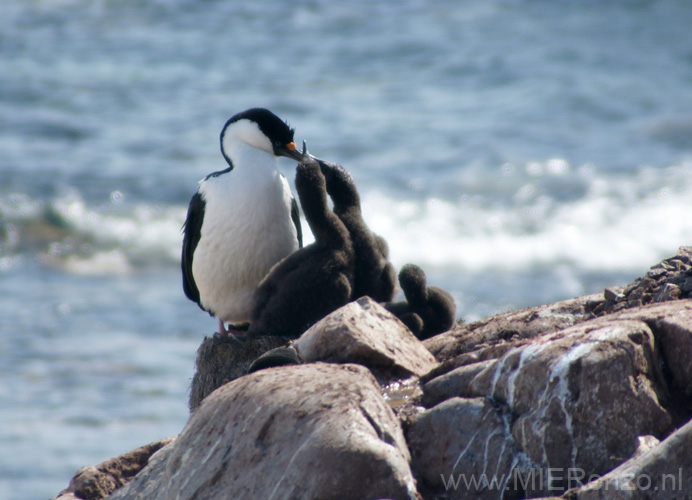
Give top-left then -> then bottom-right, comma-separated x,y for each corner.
274,140 -> 282,148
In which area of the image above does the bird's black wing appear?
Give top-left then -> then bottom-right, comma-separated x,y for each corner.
181,191 -> 205,307
291,195 -> 303,248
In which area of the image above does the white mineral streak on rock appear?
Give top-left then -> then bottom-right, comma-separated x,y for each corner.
489,355 -> 507,400
452,427 -> 482,473
547,342 -> 596,468
506,342 -> 545,410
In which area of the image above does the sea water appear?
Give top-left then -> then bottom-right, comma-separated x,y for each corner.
1,1 -> 691,498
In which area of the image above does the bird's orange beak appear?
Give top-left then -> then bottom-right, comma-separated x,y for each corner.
274,141 -> 305,161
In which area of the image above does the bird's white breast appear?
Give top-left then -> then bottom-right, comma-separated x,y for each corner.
192,146 -> 299,323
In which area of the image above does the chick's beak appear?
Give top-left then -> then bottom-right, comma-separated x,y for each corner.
275,141 -> 305,161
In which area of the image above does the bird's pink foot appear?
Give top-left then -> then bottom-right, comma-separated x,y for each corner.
216,319 -> 248,342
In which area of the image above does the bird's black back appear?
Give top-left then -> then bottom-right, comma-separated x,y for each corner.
181,191 -> 205,308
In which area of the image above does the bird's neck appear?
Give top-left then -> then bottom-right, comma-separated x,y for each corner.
226,142 -> 277,175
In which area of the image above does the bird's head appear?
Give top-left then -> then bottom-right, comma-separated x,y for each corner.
220,108 -> 305,164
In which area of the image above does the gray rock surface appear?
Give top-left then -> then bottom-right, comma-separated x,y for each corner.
423,293 -> 603,366
614,300 -> 692,408
54,438 -> 173,500
405,249 -> 692,499
109,363 -> 420,500
471,316 -> 671,473
420,359 -> 494,408
407,397 -> 519,500
294,296 -> 439,379
592,246 -> 692,315
570,418 -> 692,499
54,248 -> 692,500
188,334 -> 289,411
413,300 -> 692,499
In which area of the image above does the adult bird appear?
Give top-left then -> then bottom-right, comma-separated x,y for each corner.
181,108 -> 304,337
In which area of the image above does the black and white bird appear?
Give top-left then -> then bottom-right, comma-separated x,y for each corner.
181,108 -> 304,337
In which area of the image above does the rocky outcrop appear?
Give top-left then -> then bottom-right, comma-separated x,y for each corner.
405,247 -> 692,500
189,297 -> 436,412
570,418 -> 692,499
109,363 -> 419,500
411,304 -> 685,499
54,247 -> 692,500
592,246 -> 692,315
422,293 -> 602,366
188,334 -> 289,411
54,438 -> 173,500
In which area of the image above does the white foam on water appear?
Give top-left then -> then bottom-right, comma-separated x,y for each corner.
361,160 -> 692,274
10,188 -> 189,273
3,160 -> 690,282
59,250 -> 133,275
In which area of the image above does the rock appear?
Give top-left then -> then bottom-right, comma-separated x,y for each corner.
423,292 -> 602,366
593,246 -> 692,316
570,418 -> 692,499
109,363 -> 419,500
54,495 -> 81,500
54,438 -> 173,500
652,310 -> 692,403
420,360 -> 495,408
247,345 -> 302,374
55,248 -> 692,500
293,296 -> 439,379
682,276 -> 692,293
608,300 -> 692,415
604,287 -> 624,303
469,316 -> 671,494
188,334 -> 289,412
631,435 -> 661,459
416,302 -> 692,497
406,397 -> 520,500
103,439 -> 176,500
655,282 -> 681,302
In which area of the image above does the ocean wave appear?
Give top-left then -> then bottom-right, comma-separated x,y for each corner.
2,160 -> 691,277
363,160 -> 692,273
0,187 -> 186,274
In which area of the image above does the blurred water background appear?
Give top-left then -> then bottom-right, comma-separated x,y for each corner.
1,1 -> 691,498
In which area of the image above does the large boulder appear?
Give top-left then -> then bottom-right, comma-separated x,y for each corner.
614,300 -> 692,407
109,363 -> 420,500
472,317 -> 671,476
414,303 -> 686,498
406,397 -> 519,500
570,417 -> 692,499
294,296 -> 439,379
